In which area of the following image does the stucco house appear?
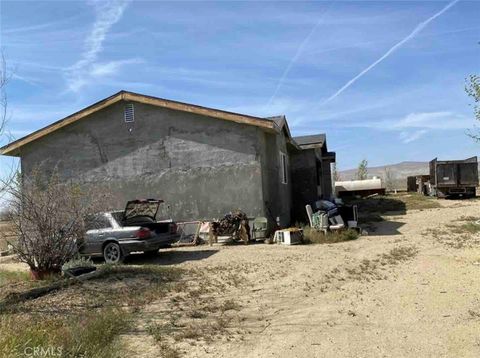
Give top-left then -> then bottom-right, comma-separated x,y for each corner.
1,91 -> 335,226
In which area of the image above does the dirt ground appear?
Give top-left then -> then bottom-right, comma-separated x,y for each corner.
121,198 -> 480,358
2,197 -> 480,357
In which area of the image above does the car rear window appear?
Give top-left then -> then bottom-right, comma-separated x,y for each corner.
85,215 -> 111,230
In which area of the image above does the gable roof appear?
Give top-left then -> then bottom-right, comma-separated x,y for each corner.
293,134 -> 326,149
265,115 -> 300,147
1,90 -> 279,156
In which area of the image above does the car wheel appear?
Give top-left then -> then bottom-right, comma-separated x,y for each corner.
103,242 -> 123,264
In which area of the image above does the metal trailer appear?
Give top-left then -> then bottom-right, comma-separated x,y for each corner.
334,178 -> 385,198
407,175 -> 431,194
407,176 -> 417,192
429,156 -> 479,198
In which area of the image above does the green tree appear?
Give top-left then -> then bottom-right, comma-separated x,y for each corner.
356,159 -> 368,180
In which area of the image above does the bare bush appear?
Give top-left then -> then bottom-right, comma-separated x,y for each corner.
0,53 -> 18,200
4,169 -> 110,274
0,53 -> 9,139
383,168 -> 395,192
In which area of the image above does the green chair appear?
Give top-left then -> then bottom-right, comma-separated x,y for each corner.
251,217 -> 268,241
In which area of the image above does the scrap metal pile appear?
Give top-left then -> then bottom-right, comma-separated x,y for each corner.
210,211 -> 251,243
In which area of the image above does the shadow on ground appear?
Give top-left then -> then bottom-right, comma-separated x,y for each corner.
125,248 -> 218,265
345,196 -> 407,216
366,220 -> 405,236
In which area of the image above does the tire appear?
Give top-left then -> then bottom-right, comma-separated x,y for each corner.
103,242 -> 123,264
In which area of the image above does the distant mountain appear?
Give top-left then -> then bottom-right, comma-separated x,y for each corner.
338,161 -> 429,189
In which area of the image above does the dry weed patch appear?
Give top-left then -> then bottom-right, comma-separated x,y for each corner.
146,268 -> 246,354
323,245 -> 418,286
424,219 -> 480,249
303,227 -> 359,244
0,265 -> 184,357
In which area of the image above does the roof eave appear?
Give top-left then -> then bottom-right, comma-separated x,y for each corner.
298,143 -> 325,150
1,91 -> 277,157
1,91 -> 125,157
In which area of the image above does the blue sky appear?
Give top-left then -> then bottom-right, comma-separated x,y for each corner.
0,0 -> 479,171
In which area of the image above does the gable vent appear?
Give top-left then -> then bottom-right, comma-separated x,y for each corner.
124,103 -> 134,122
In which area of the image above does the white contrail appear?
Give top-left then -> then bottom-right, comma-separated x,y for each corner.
322,0 -> 460,105
66,0 -> 130,91
267,0 -> 336,107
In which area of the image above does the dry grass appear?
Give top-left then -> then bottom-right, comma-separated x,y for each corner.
0,269 -> 30,287
147,300 -> 239,350
146,268 -> 246,354
345,193 -> 440,215
424,218 -> 480,249
303,227 -> 359,244
452,222 -> 480,235
0,265 -> 185,357
381,246 -> 418,264
344,259 -> 386,282
158,342 -> 182,358
344,195 -> 405,214
468,310 -> 480,319
395,193 -> 441,211
0,308 -> 129,358
455,216 -> 480,222
323,245 -> 418,285
0,221 -> 14,252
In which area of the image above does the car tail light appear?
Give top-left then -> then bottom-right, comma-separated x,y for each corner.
136,228 -> 152,239
169,223 -> 177,234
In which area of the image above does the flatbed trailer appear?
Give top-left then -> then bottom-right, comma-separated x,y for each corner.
429,156 -> 478,198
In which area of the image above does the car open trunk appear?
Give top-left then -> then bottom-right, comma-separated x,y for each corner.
121,199 -> 172,234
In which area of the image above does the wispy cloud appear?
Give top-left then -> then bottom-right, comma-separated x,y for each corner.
267,0 -> 336,107
2,15 -> 81,35
9,105 -> 77,124
339,111 -> 474,131
90,58 -> 143,77
322,0 -> 460,104
393,111 -> 473,130
65,0 -> 130,91
399,129 -> 428,143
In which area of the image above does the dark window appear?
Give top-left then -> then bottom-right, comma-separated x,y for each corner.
280,152 -> 288,184
85,214 -> 111,230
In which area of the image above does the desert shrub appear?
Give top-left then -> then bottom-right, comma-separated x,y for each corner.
62,256 -> 94,271
5,169 -> 110,275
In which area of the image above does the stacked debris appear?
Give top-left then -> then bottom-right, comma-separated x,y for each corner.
306,200 -> 359,233
210,211 -> 251,243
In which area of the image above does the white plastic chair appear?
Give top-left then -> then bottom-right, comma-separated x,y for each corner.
305,205 -> 314,228
329,215 -> 345,231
